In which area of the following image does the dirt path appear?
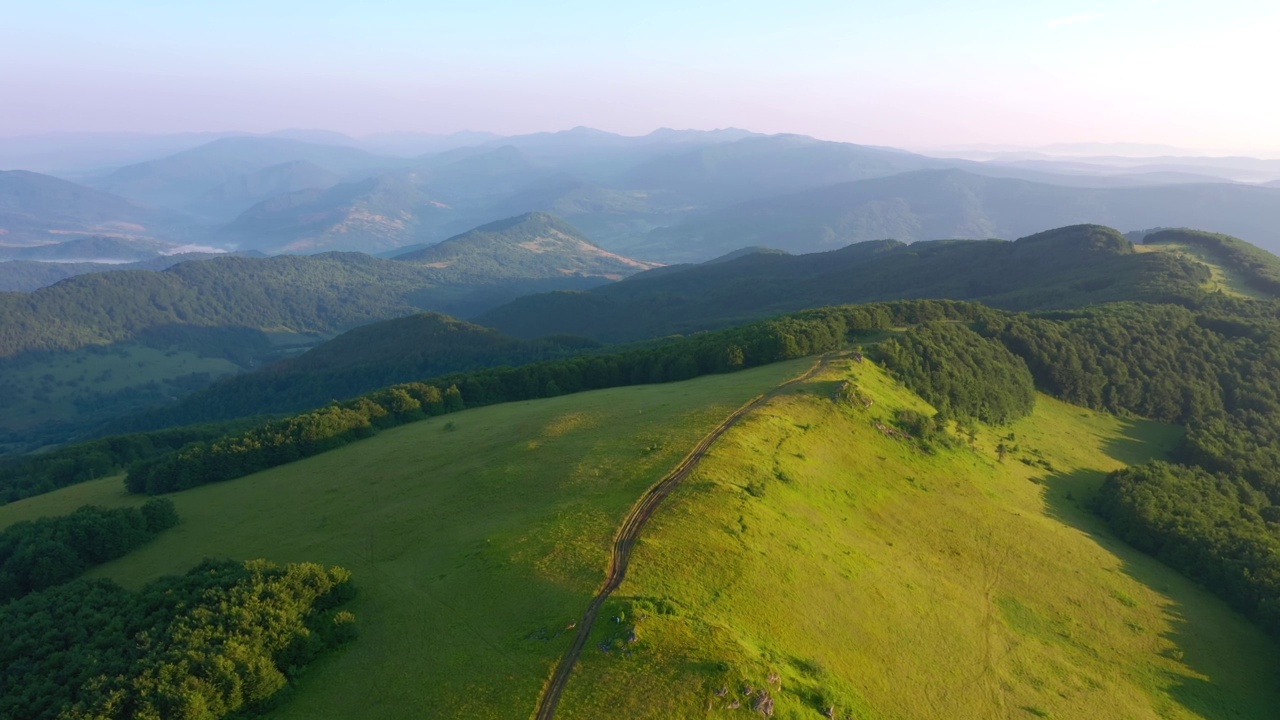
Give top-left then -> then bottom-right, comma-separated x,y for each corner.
531,356 -> 831,720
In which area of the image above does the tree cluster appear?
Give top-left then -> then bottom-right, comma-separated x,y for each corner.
0,558 -> 355,720
0,423 -> 248,505
876,322 -> 1036,424
0,499 -> 178,602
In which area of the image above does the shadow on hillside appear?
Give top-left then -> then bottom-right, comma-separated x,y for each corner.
1038,469 -> 1274,717
1098,416 -> 1184,468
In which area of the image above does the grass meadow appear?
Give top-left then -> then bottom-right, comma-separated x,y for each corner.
0,359 -> 809,719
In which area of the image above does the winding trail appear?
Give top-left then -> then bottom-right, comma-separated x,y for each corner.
531,356 -> 831,720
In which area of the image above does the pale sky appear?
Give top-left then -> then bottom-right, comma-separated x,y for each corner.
3,0 -> 1278,152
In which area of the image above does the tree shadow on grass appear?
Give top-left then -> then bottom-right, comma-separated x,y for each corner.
1036,421 -> 1278,720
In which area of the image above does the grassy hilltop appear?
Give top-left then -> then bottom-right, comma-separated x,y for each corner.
563,358 -> 1277,719
1,353 -> 1275,718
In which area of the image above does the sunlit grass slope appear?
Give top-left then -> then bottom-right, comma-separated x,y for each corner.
559,358 -> 1280,720
1136,242 -> 1268,300
0,360 -> 809,720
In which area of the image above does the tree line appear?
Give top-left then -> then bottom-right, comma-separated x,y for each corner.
974,297 -> 1280,639
124,300 -> 995,495
1094,462 -> 1280,636
0,499 -> 178,603
0,558 -> 355,720
0,423 -> 251,505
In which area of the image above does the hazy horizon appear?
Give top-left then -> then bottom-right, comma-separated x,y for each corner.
5,0 -> 1279,154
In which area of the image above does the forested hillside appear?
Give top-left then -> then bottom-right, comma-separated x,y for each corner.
127,313 -> 602,427
1143,227 -> 1280,296
0,252 -> 226,292
0,215 -> 663,452
478,224 -> 1220,341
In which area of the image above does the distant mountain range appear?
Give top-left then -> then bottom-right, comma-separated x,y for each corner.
625,169 -> 1280,261
87,136 -> 401,212
6,128 -> 1280,262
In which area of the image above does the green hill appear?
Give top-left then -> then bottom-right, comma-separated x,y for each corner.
477,224 -> 1219,342
1,357 -> 1273,718
0,253 -> 436,359
0,215 -> 659,360
129,312 -> 600,427
559,359 -> 1275,719
627,169 -> 1280,262
393,212 -> 660,281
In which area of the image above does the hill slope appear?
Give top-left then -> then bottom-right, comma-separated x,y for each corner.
477,225 -> 1218,341
1,359 -> 1272,718
0,170 -> 170,244
631,169 -> 1280,261
185,159 -> 342,220
1141,227 -> 1280,297
559,358 -> 1275,719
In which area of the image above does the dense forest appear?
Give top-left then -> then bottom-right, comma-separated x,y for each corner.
0,558 -> 355,720
0,253 -> 439,358
1094,463 -> 1280,636
0,499 -> 177,602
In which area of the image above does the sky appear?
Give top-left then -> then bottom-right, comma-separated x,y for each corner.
3,0 -> 1279,153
